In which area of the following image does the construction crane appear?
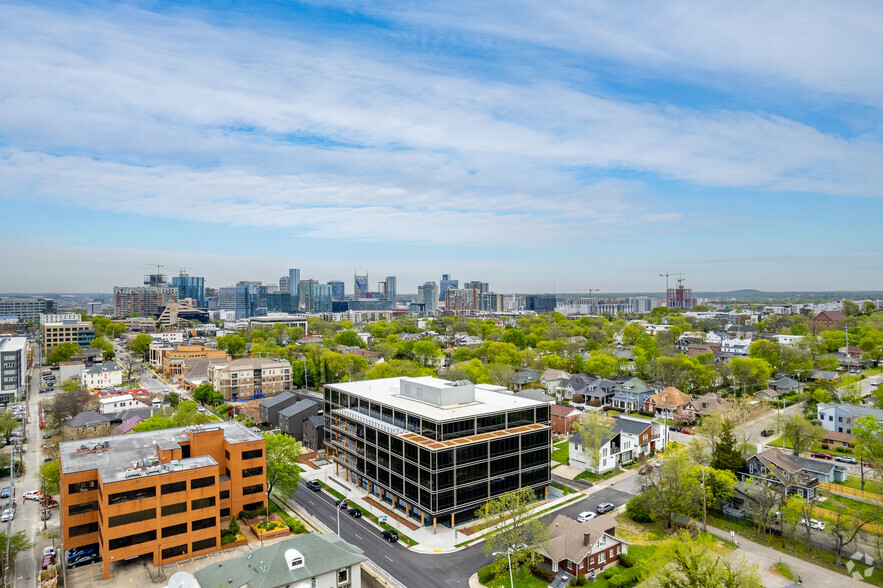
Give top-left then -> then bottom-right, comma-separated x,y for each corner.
659,272 -> 684,294
146,263 -> 165,274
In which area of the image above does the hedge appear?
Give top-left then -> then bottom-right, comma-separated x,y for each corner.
477,563 -> 496,584
608,567 -> 642,588
617,552 -> 635,568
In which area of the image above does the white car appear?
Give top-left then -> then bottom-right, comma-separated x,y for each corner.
1,508 -> 14,522
800,518 -> 825,531
577,511 -> 596,522
23,490 -> 43,501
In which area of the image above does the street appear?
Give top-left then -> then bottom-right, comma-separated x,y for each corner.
290,481 -> 633,588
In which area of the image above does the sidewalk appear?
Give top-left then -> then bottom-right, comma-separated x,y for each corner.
704,524 -> 865,587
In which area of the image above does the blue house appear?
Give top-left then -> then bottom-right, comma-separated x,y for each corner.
611,377 -> 659,412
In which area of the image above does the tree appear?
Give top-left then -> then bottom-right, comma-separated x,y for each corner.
333,330 -> 364,348
105,321 -> 127,339
710,419 -> 745,473
166,391 -> 180,408
782,414 -> 824,457
642,530 -> 762,588
364,359 -> 432,379
843,300 -> 860,317
193,383 -> 223,405
828,510 -> 878,567
743,479 -> 782,535
0,411 -> 18,445
47,342 -> 82,364
39,458 -> 60,495
0,531 -> 34,585
47,387 -> 93,428
729,357 -> 772,394
854,415 -> 883,491
90,335 -> 115,359
475,488 -> 548,579
129,333 -> 154,360
572,411 -> 614,479
412,340 -> 443,367
263,432 -> 303,496
748,339 -> 782,371
217,334 -> 246,359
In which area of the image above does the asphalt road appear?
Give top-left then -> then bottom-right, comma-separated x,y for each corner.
291,483 -> 633,588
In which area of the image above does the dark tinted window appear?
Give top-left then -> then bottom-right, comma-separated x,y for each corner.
68,501 -> 98,516
162,523 -> 188,538
191,496 -> 216,510
192,516 -> 216,531
242,467 -> 263,478
162,502 -> 187,517
242,484 -> 263,495
161,544 -> 187,559
191,476 -> 215,489
242,448 -> 263,460
68,480 -> 98,494
192,537 -> 217,552
109,530 -> 157,551
161,481 -> 186,495
108,486 -> 156,505
69,522 -> 99,537
108,508 -> 155,528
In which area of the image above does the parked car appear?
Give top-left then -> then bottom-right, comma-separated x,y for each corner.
305,480 -> 321,491
800,518 -> 825,531
23,490 -> 43,501
596,502 -> 615,514
42,553 -> 55,570
0,487 -> 9,499
347,507 -> 362,518
41,509 -> 52,521
835,455 -> 858,464
1,508 -> 14,522
863,462 -> 875,468
67,553 -> 100,568
680,428 -> 694,435
43,546 -> 56,557
810,452 -> 833,460
760,429 -> 774,437
380,529 -> 399,543
577,511 -> 596,522
668,426 -> 680,432
67,546 -> 97,559
334,499 -> 349,509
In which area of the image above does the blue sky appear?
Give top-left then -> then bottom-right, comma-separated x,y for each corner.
2,0 -> 883,294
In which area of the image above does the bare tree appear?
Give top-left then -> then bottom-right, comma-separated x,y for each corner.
743,480 -> 780,535
828,511 -> 879,567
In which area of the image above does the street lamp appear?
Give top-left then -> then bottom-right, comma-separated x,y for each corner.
491,550 -> 514,588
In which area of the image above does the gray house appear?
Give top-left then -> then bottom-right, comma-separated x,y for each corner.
278,399 -> 321,441
303,414 -> 325,450
260,391 -> 299,427
817,403 -> 883,435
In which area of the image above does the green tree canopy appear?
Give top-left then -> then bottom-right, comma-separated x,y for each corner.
130,333 -> 154,359
475,488 -> 548,579
710,419 -> 745,473
47,342 -> 82,364
572,411 -> 615,479
263,432 -> 303,496
217,334 -> 246,358
39,458 -> 60,495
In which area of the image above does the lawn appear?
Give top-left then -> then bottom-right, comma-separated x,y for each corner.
550,481 -> 577,495
575,468 -> 625,483
818,492 -> 881,522
482,571 -> 549,588
833,475 -> 883,495
774,562 -> 796,581
552,441 -> 569,464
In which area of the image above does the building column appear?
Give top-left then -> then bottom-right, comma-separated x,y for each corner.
102,557 -> 110,580
451,513 -> 455,527
433,517 -> 437,533
421,512 -> 425,525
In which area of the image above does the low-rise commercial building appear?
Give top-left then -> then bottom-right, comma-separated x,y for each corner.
43,320 -> 95,356
0,296 -> 57,321
60,421 -> 267,580
324,376 -> 552,529
149,343 -> 228,377
207,357 -> 292,400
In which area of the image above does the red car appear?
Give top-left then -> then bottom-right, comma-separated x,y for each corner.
42,553 -> 55,570
810,452 -> 833,460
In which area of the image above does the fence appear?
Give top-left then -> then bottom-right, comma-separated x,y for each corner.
813,506 -> 883,536
818,481 -> 883,505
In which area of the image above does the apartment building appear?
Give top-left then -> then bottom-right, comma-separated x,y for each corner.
207,357 -> 292,400
324,376 -> 552,529
60,421 -> 266,580
43,320 -> 95,356
113,286 -> 178,318
81,361 -> 123,390
0,336 -> 27,403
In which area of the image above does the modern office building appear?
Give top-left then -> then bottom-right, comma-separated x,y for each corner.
0,336 -> 27,403
0,296 -> 57,321
464,281 -> 489,294
479,293 -> 503,313
59,421 -> 267,580
304,283 -> 333,313
385,276 -> 397,302
298,279 -> 317,309
439,274 -> 458,301
328,280 -> 345,300
218,287 -> 236,313
207,357 -> 292,400
234,281 -> 262,319
43,320 -> 96,356
171,272 -> 205,308
525,294 -> 557,313
279,275 -> 290,294
288,268 -> 301,299
40,313 -> 81,326
204,287 -> 219,311
114,286 -> 178,318
324,376 -> 551,529
354,273 -> 369,300
417,282 -> 440,313
267,292 -> 294,314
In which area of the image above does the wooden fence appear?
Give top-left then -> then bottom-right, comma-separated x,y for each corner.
818,481 -> 883,505
813,506 -> 883,536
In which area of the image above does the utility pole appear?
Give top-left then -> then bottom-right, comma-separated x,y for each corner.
702,465 -> 707,532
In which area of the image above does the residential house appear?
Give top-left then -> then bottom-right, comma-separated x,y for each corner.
643,387 -> 691,419
820,430 -> 855,449
260,391 -> 300,428
511,369 -> 541,391
739,448 -> 846,501
278,399 -> 321,441
303,414 -> 325,450
611,377 -> 659,412
809,370 -> 841,383
98,394 -> 150,415
570,416 -> 664,473
64,410 -> 113,438
817,403 -> 883,434
687,343 -> 720,358
551,404 -> 582,435
754,388 -> 784,401
541,369 -> 571,395
813,310 -> 845,330
193,533 -> 366,588
538,513 -> 630,580
112,415 -> 144,435
685,393 -> 730,418
720,339 -> 751,356
768,376 -> 802,394
81,361 -> 123,390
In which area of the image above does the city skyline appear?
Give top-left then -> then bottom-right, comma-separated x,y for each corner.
2,2 -> 883,292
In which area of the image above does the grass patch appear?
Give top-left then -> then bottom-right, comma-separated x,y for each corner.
550,481 -> 577,495
818,492 -> 880,522
377,521 -> 419,547
322,483 -> 346,501
774,562 -> 796,581
551,441 -> 569,464
268,498 -> 308,534
482,572 -> 549,588
575,468 -> 625,483
833,476 -> 883,495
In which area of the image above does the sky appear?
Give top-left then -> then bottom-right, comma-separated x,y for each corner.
2,1 -> 883,294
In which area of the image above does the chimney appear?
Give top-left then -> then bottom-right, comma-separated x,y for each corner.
583,532 -> 591,546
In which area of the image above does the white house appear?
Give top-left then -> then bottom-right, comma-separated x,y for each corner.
98,394 -> 149,414
817,403 -> 883,435
150,331 -> 186,344
570,416 -> 666,474
80,361 -> 123,390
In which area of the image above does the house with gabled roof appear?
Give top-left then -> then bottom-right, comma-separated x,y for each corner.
551,404 -> 582,435
538,513 -> 630,581
541,368 -> 571,395
644,387 -> 691,418
817,403 -> 883,434
685,393 -> 730,418
569,415 -> 664,473
611,377 -> 659,412
768,376 -> 802,394
739,448 -> 846,501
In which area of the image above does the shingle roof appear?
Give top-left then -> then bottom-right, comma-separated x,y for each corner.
305,415 -> 325,428
769,376 -> 801,390
647,387 -> 691,409
819,403 -> 883,420
65,410 -> 111,428
539,513 -> 627,565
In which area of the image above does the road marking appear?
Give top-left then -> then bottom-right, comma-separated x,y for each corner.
353,533 -> 363,541
385,555 -> 393,562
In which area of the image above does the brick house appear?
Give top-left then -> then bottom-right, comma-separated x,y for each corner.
551,404 -> 582,435
538,513 -> 630,579
812,310 -> 845,330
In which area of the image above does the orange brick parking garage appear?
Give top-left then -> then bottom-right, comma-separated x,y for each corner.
60,421 -> 266,580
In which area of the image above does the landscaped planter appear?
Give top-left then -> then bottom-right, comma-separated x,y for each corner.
247,516 -> 290,540
220,533 -> 248,550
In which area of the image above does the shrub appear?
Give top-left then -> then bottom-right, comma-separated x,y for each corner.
821,443 -> 829,449
530,566 -> 555,583
835,447 -> 853,454
601,568 -> 617,580
477,563 -> 496,584
608,567 -> 642,588
618,552 -> 635,568
574,574 -> 586,586
288,519 -> 308,534
625,494 -> 653,523
239,507 -> 268,520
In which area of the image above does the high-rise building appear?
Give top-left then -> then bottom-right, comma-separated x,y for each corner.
324,377 -> 552,529
172,272 -> 205,308
299,279 -> 317,310
304,283 -> 333,313
479,293 -> 503,312
0,336 -> 27,403
235,282 -> 261,319
218,287 -> 236,313
327,281 -> 345,300
0,297 -> 57,321
266,293 -> 293,313
525,294 -> 557,313
385,276 -> 397,302
439,274 -> 458,301
354,273 -> 369,300
289,268 -> 301,300
143,272 -> 169,287
113,287 -> 178,318
279,276 -> 290,293
418,282 -> 440,313
464,281 -> 489,294
444,288 -> 479,315
667,283 -> 695,309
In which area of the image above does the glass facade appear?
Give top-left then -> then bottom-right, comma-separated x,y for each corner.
324,386 -> 551,526
305,283 -> 332,313
172,275 -> 205,308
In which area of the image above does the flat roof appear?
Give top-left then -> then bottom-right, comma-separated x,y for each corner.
60,421 -> 262,481
400,423 -> 548,450
325,377 -> 548,421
